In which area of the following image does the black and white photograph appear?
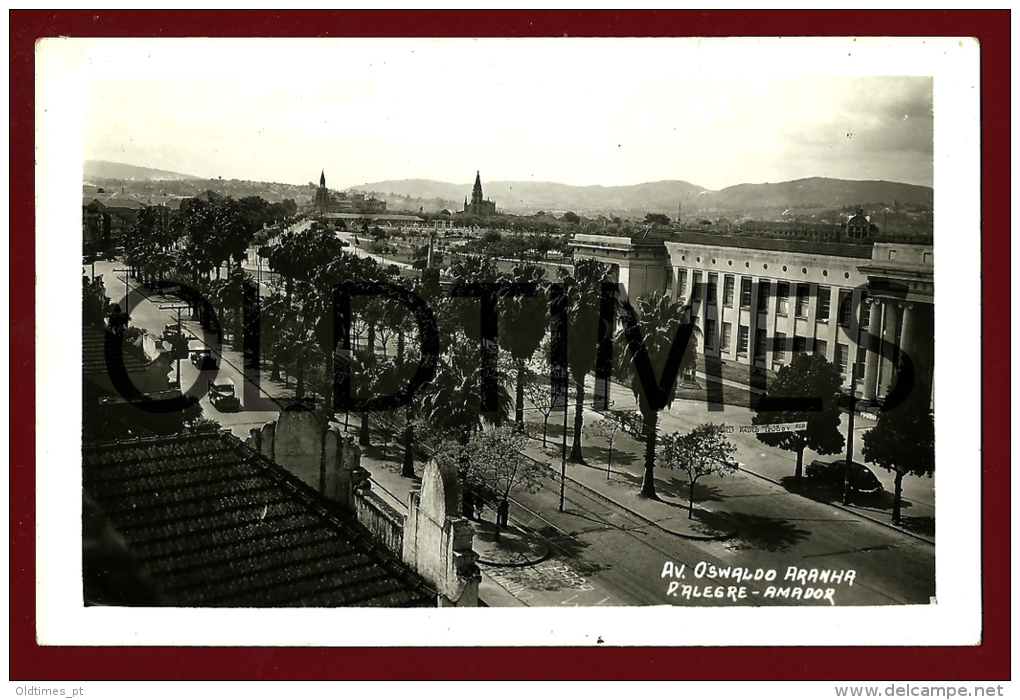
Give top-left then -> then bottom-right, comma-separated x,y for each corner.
34,34 -> 981,647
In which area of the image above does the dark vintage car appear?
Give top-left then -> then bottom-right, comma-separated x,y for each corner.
163,323 -> 189,359
806,459 -> 883,494
208,378 -> 241,412
189,347 -> 218,370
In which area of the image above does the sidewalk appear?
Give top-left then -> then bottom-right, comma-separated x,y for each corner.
526,373 -> 935,544
519,435 -> 737,541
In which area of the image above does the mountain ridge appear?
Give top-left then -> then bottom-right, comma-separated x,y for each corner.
83,160 -> 933,215
350,176 -> 933,215
85,160 -> 200,182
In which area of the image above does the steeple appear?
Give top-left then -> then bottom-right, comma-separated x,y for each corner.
471,171 -> 484,206
320,170 -> 326,188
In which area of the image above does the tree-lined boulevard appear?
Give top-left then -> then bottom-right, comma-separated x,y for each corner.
86,206 -> 936,606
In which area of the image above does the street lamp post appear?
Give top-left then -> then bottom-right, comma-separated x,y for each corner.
559,385 -> 568,512
842,346 -> 861,506
160,304 -> 189,390
114,268 -> 132,316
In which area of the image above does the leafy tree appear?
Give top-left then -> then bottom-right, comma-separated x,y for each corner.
614,290 -> 699,498
463,424 -> 545,541
522,360 -> 557,447
411,244 -> 443,270
751,353 -> 845,480
258,292 -> 296,381
585,411 -> 628,479
106,303 -> 131,336
643,212 -> 671,227
532,234 -> 557,261
562,211 -> 581,224
862,402 -> 934,524
658,424 -> 738,518
83,275 -> 112,328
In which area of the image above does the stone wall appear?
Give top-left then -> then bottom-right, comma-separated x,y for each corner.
354,490 -> 405,555
403,458 -> 480,607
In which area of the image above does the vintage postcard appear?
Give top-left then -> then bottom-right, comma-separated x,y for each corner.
35,35 -> 980,646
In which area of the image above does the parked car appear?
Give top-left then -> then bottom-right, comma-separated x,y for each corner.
189,347 -> 217,370
806,459 -> 883,494
208,378 -> 241,412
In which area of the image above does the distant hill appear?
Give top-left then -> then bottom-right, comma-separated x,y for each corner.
84,160 -> 200,182
700,177 -> 933,211
351,177 -> 932,216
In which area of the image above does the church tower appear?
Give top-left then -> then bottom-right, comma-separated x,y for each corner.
463,171 -> 496,216
315,170 -> 331,214
471,171 -> 484,209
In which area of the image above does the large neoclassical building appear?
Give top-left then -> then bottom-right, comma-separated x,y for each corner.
571,225 -> 934,409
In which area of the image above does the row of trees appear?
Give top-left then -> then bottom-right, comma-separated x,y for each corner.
118,198 -> 930,527
458,231 -> 571,262
352,243 -> 931,526
574,347 -> 933,525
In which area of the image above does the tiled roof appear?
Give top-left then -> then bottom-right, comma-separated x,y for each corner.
670,231 -> 874,259
83,432 -> 436,607
83,327 -> 154,375
101,197 -> 146,210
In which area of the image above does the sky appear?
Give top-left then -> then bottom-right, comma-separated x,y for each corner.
81,38 -> 935,191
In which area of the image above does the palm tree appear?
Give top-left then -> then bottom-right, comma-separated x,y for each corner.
350,349 -> 380,446
208,266 -> 251,349
419,341 -> 514,447
560,259 -> 614,463
615,291 -> 699,499
498,264 -> 549,429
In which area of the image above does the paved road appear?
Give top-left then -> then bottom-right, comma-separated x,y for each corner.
509,441 -> 932,607
334,229 -> 415,270
357,406 -> 933,608
93,260 -> 285,440
582,376 -> 935,529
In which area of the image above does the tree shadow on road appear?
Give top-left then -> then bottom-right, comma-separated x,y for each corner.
663,476 -> 727,503
502,525 -> 608,585
699,510 -> 811,553
608,469 -> 728,505
581,445 -> 638,469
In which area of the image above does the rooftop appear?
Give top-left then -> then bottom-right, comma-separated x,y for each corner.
321,213 -> 423,222
83,327 -> 156,376
669,230 -> 875,259
83,431 -> 436,607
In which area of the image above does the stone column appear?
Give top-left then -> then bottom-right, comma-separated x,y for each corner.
898,303 -> 915,370
862,297 -> 882,401
879,301 -> 901,400
760,279 -> 775,369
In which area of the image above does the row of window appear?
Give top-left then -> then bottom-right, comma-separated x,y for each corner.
678,272 -> 869,327
676,255 -> 854,280
702,320 -> 867,376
